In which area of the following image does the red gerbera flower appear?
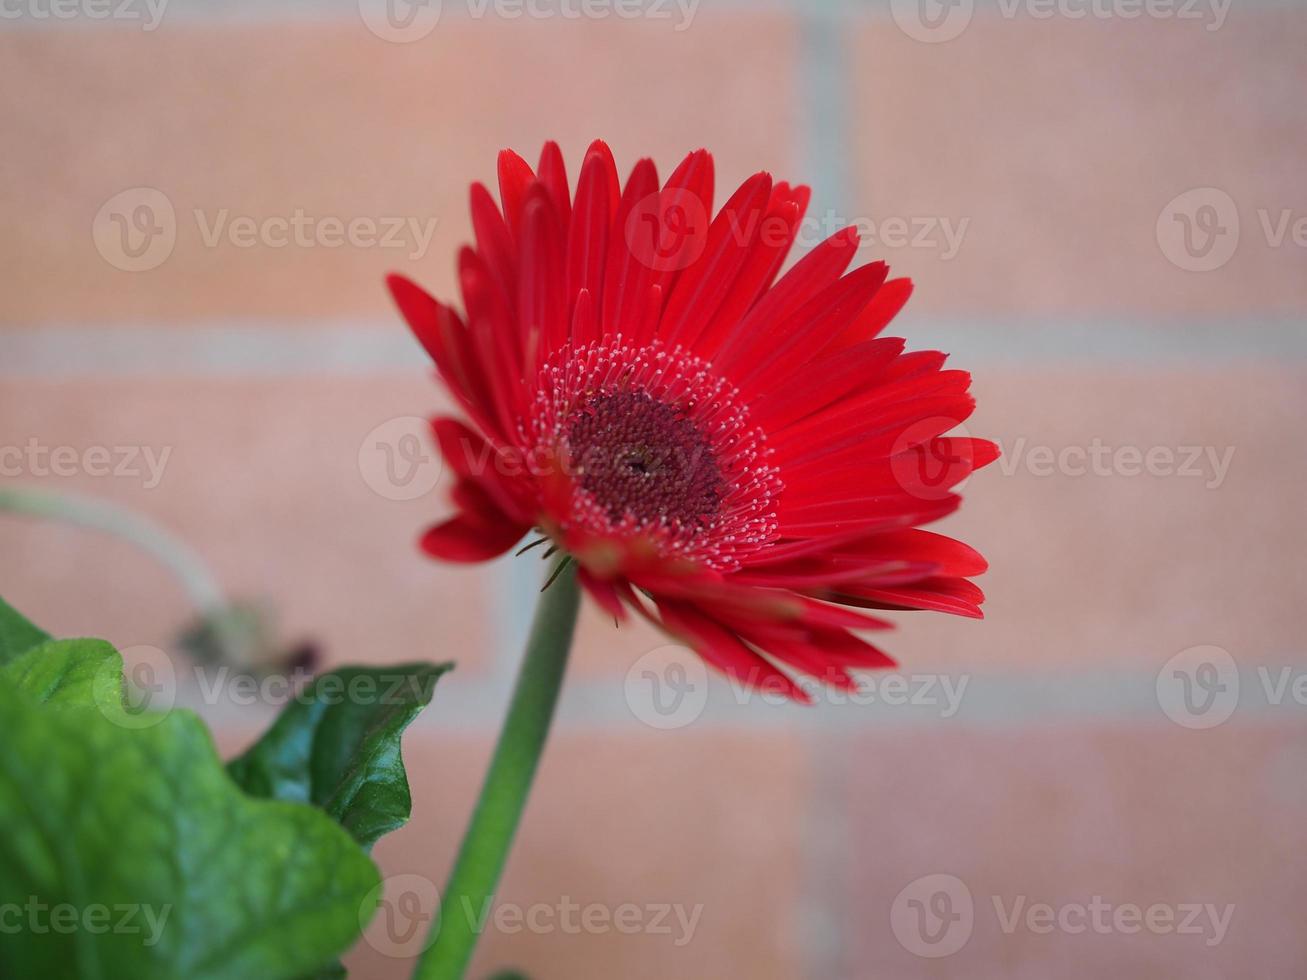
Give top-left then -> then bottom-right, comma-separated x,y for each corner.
388,140 -> 996,702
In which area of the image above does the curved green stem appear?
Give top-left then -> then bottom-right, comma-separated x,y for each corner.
0,486 -> 225,609
413,558 -> 581,980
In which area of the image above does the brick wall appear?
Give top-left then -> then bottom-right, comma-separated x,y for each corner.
2,1 -> 1304,976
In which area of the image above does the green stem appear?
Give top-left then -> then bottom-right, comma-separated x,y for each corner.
0,486 -> 225,609
413,558 -> 581,980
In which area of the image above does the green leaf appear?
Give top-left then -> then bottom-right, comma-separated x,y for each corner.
0,638 -> 121,709
0,680 -> 380,979
302,963 -> 347,980
0,595 -> 50,665
228,663 -> 450,851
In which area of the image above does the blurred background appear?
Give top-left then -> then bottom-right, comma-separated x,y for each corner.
2,0 -> 1304,976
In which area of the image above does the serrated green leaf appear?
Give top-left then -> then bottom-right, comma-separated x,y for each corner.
0,638 -> 121,708
0,680 -> 380,980
228,663 -> 450,851
0,596 -> 51,665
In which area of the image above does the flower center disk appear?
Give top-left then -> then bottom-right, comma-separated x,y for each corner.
527,338 -> 782,571
567,389 -> 726,531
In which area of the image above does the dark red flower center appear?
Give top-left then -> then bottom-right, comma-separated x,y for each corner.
566,389 -> 727,532
526,338 -> 782,570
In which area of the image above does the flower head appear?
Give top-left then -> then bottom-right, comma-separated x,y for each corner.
388,141 -> 996,701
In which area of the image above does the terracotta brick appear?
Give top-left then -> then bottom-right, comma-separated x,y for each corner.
0,375 -> 497,677
334,728 -> 809,979
915,365 -> 1307,673
850,9 -> 1307,314
841,721 -> 1307,977
0,14 -> 799,324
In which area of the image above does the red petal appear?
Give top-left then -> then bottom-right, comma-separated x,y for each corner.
835,577 -> 986,619
469,182 -> 517,302
656,599 -> 813,704
386,274 -> 504,443
828,277 -> 914,351
693,183 -> 810,357
517,185 -> 567,374
583,139 -> 621,215
577,567 -> 628,622
566,150 -> 614,326
601,157 -> 660,337
729,262 -> 889,393
420,481 -> 528,563
714,225 -> 861,365
420,515 -> 525,563
748,336 -> 905,430
776,494 -> 962,538
458,249 -> 526,437
772,389 -> 976,470
497,148 -> 536,239
661,171 -> 773,348
536,140 -> 571,229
